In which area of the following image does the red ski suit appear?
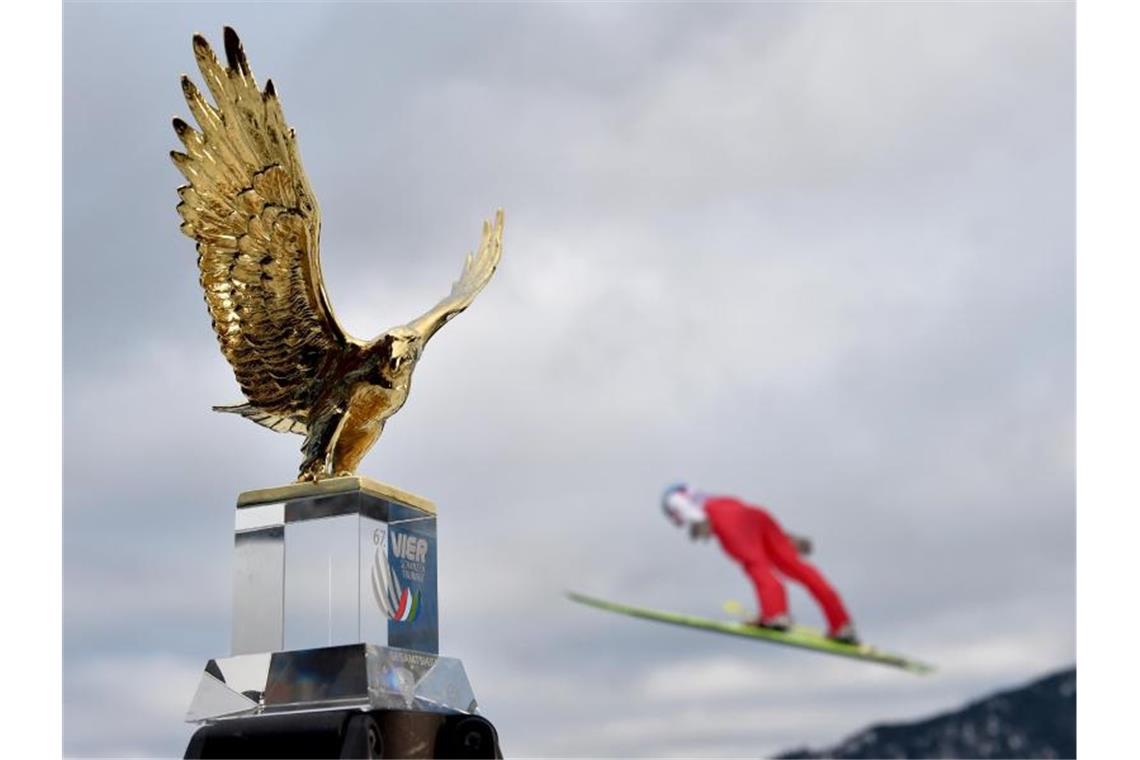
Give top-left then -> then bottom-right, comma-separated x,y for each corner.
704,496 -> 852,633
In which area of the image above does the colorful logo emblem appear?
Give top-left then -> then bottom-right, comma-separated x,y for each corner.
370,529 -> 421,622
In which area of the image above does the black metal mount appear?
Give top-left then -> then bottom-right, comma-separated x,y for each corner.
184,709 -> 502,759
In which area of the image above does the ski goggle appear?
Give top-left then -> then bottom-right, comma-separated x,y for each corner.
663,505 -> 684,526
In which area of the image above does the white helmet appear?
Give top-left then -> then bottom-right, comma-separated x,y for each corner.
661,482 -> 707,527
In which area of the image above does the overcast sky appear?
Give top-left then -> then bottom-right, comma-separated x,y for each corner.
64,2 -> 1073,756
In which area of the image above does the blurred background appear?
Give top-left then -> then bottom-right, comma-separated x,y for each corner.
64,2 -> 1074,756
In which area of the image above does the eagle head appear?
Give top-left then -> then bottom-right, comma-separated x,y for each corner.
372,326 -> 423,388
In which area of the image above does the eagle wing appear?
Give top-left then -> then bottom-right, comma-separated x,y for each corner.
171,28 -> 350,417
405,209 -> 504,342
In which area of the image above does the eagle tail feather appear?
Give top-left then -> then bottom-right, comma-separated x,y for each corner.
213,403 -> 308,435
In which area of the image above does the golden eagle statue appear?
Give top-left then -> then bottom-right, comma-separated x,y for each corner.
171,28 -> 503,482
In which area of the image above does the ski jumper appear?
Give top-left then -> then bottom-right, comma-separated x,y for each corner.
703,496 -> 852,634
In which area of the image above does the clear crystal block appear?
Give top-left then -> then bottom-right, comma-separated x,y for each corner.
231,478 -> 439,655
187,477 -> 474,722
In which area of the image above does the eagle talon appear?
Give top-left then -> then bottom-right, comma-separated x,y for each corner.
296,468 -> 327,483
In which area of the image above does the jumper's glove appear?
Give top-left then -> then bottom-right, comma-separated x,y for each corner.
791,534 -> 813,556
689,520 -> 712,542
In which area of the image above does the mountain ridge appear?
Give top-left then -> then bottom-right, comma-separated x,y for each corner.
777,666 -> 1076,759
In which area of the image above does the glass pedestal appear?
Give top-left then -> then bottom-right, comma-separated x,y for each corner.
187,477 -> 477,722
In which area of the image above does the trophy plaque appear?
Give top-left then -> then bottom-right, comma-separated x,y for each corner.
172,28 -> 503,758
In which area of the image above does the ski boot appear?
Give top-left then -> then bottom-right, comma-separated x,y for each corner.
829,623 -> 860,646
751,613 -> 793,632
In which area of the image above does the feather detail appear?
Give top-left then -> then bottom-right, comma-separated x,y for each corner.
213,403 -> 308,435
174,29 -> 350,416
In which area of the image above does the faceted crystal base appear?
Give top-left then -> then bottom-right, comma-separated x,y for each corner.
187,643 -> 477,723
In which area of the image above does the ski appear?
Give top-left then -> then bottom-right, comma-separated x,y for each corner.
567,591 -> 934,675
